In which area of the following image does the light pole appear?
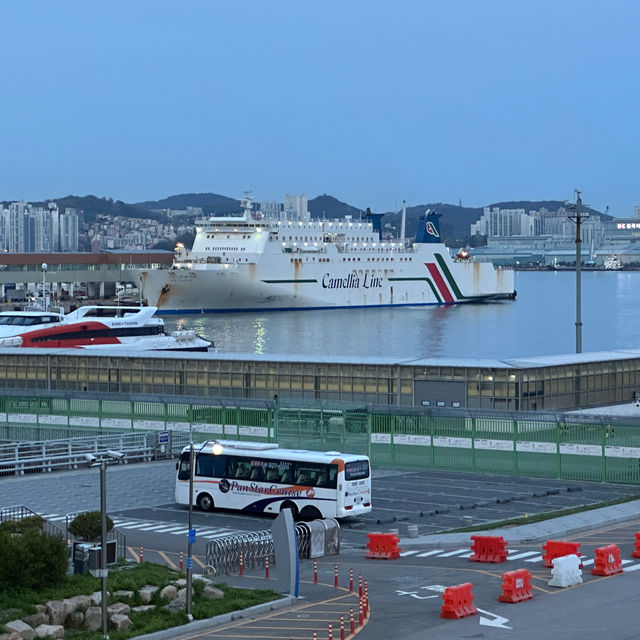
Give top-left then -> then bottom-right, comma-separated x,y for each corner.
186,441 -> 194,621
568,190 -> 588,353
86,451 -> 124,640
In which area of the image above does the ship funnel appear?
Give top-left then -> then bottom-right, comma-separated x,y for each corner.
414,209 -> 443,244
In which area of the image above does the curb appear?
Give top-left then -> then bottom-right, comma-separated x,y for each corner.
132,595 -> 296,640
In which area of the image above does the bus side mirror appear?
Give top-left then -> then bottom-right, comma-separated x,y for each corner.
175,462 -> 179,470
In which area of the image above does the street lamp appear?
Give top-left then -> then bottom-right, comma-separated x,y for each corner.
86,451 -> 124,640
567,190 -> 588,353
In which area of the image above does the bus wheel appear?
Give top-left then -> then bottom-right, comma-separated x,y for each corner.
197,493 -> 215,512
280,501 -> 299,520
300,506 -> 322,521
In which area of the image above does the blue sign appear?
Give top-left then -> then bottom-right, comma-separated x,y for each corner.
186,557 -> 194,570
158,431 -> 170,444
188,528 -> 196,544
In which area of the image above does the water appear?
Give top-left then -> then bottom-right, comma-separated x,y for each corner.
166,271 -> 640,360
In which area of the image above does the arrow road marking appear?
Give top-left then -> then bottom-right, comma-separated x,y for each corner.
477,608 -> 512,630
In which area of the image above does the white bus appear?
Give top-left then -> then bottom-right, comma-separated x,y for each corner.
175,440 -> 371,520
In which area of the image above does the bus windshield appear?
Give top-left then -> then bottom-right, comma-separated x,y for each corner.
345,459 -> 370,481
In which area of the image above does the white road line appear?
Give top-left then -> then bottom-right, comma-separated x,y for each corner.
581,559 -> 594,566
416,550 -> 445,557
169,529 -> 190,535
399,551 -> 419,557
143,525 -> 185,532
134,524 -> 174,531
438,549 -> 471,558
117,522 -> 158,530
621,559 -> 633,565
524,555 -> 543,563
624,564 -> 640,572
203,532 -> 233,539
507,551 -> 542,561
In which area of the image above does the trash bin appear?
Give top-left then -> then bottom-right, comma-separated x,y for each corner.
73,543 -> 92,575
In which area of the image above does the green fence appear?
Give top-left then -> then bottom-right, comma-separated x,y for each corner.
1,391 -> 640,484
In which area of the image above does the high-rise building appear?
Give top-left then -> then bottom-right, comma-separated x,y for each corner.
284,194 -> 310,222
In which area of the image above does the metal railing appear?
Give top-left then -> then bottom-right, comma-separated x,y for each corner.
0,504 -> 64,539
205,523 -> 312,576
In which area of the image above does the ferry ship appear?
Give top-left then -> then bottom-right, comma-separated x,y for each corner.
140,196 -> 515,313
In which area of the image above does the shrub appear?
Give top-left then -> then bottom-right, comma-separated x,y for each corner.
0,523 -> 68,591
68,511 -> 114,541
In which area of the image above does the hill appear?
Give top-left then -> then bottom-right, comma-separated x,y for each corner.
29,195 -> 157,224
135,193 -> 241,216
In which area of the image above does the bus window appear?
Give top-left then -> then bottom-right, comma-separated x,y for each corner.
196,453 -> 227,478
235,461 -> 252,479
249,465 -> 264,481
345,459 -> 370,481
177,452 -> 191,481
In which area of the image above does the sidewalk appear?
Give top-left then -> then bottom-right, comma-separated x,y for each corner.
398,498 -> 640,546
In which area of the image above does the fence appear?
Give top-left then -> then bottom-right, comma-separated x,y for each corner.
2,390 -> 640,485
0,505 -> 65,539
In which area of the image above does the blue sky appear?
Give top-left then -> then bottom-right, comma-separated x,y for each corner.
1,0 -> 638,215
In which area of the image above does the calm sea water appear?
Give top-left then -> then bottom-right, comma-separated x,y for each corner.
165,271 -> 640,360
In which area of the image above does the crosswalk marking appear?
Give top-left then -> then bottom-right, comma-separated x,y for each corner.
581,559 -> 594,566
399,551 -> 419,557
507,551 -> 541,561
624,564 -> 640,572
438,548 -> 470,558
524,555 -> 543,563
416,550 -> 444,557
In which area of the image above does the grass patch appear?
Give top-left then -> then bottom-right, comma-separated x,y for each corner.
442,492 -> 640,534
0,562 -> 280,639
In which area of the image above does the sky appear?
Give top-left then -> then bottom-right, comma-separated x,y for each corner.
1,0 -> 639,216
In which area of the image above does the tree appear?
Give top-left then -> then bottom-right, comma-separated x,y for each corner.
68,510 -> 114,541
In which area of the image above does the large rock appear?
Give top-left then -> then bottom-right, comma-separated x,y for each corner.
90,592 -> 109,607
34,625 -> 64,640
159,585 -> 178,601
109,615 -> 132,631
64,596 -> 92,611
138,586 -> 159,604
0,633 -> 23,640
44,602 -> 66,627
176,588 -> 193,601
203,584 -> 225,600
107,603 -> 130,617
164,597 -> 186,614
3,621 -> 35,640
66,612 -> 84,630
172,578 -> 187,588
21,615 -> 47,630
84,608 -> 102,632
131,605 -> 155,613
113,590 -> 134,600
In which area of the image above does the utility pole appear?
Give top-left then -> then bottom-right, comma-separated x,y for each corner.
568,190 -> 588,353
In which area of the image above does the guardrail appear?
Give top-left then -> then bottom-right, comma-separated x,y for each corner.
0,504 -> 64,539
0,431 -> 191,476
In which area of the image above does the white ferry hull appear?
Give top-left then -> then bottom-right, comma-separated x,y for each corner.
141,247 -> 515,313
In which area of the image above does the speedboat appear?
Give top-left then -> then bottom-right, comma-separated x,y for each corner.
0,304 -> 212,352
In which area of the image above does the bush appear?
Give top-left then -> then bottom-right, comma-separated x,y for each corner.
0,522 -> 68,591
68,511 -> 114,541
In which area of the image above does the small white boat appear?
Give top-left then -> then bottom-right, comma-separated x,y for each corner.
0,303 -> 212,352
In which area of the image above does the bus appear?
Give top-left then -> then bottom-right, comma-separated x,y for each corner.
175,440 -> 371,520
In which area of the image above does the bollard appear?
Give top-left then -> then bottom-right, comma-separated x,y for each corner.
365,580 -> 369,618
265,556 -> 270,579
350,607 -> 355,634
179,551 -> 183,571
358,600 -> 363,627
359,574 -> 363,598
334,564 -> 338,588
314,560 -> 318,584
349,568 -> 353,592
139,546 -> 143,563
239,552 -> 244,576
328,622 -> 333,640
340,615 -> 345,640
407,523 -> 419,538
313,633 -> 317,640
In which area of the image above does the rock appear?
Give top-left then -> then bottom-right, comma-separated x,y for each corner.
90,592 -> 109,607
3,621 -> 35,640
66,612 -> 84,630
84,608 -> 102,632
64,595 -> 92,610
113,590 -> 134,600
34,607 -> 46,616
138,586 -> 159,604
107,603 -> 130,617
34,625 -> 64,640
203,584 -> 224,600
44,602 -> 66,627
109,615 -> 132,631
131,605 -> 156,613
172,578 -> 187,588
20,617 -> 47,631
164,597 -> 186,614
159,585 -> 178,601
0,632 -> 23,640
176,588 -> 192,600
193,574 -> 211,584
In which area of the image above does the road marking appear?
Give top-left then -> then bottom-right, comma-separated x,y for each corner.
117,522 -> 157,530
399,550 -> 419,557
507,551 -> 540,560
416,549 -> 444,557
158,550 -> 176,569
477,608 -> 511,629
581,559 -> 594,566
438,548 -> 470,557
524,555 -> 543,563
624,564 -> 640,572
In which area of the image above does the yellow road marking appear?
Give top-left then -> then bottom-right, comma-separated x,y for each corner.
158,550 -> 176,569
